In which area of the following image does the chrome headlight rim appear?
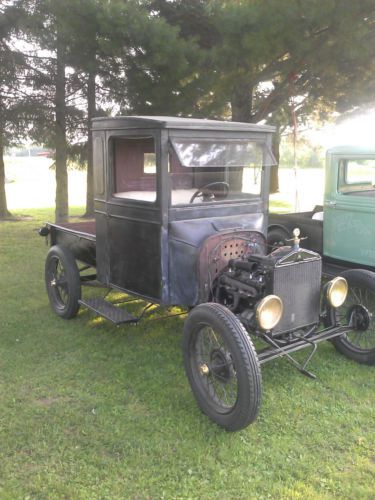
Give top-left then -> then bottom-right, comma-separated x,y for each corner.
327,276 -> 348,308
256,294 -> 283,331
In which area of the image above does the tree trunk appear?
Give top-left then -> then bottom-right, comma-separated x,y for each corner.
0,129 -> 11,219
55,33 -> 68,223
82,70 -> 96,218
231,82 -> 252,122
270,125 -> 280,194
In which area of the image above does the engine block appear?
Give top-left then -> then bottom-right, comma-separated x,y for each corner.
214,245 -> 322,337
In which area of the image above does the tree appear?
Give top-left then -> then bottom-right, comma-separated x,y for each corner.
0,28 -> 14,218
15,0 -> 87,222
5,0 -> 375,219
207,1 -> 375,121
111,0 -> 207,116
145,0 -> 375,191
62,0 -> 107,218
0,4 -> 32,218
46,0 -> 193,217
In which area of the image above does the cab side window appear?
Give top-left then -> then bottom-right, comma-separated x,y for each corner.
112,136 -> 157,202
93,136 -> 105,197
338,159 -> 375,195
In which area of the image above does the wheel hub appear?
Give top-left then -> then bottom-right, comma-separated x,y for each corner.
210,348 -> 232,383
199,363 -> 210,376
348,304 -> 371,331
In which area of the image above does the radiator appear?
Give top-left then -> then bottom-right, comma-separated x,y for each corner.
272,257 -> 322,336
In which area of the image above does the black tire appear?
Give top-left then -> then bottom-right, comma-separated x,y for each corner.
45,245 -> 81,319
267,228 -> 289,252
329,269 -> 375,365
183,303 -> 262,431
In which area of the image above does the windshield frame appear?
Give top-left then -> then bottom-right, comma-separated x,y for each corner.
167,133 -> 275,208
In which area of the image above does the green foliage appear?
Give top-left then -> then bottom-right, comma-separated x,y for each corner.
0,3 -> 36,147
5,0 -> 375,144
2,0 -> 375,217
111,4 -> 204,116
149,1 -> 375,126
280,136 -> 325,169
0,212 -> 374,497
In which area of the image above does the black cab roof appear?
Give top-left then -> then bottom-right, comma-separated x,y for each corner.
92,115 -> 276,133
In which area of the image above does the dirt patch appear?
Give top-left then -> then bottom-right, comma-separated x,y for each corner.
0,215 -> 34,222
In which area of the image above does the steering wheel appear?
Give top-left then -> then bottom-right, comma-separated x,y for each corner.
189,182 -> 230,203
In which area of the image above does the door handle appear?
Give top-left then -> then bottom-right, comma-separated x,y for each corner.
325,200 -> 336,208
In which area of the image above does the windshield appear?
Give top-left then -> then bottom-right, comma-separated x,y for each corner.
169,138 -> 272,206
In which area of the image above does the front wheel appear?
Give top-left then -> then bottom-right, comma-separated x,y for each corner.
329,269 -> 375,365
183,303 -> 262,431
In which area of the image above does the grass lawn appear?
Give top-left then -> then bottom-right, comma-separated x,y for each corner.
0,207 -> 374,499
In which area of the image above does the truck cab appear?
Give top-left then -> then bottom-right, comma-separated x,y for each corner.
92,116 -> 275,305
268,146 -> 375,269
324,146 -> 375,266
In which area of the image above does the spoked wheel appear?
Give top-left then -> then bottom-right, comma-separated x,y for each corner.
45,245 -> 81,319
183,303 -> 262,431
329,269 -> 375,365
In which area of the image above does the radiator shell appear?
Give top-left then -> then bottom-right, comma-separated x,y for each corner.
269,250 -> 322,336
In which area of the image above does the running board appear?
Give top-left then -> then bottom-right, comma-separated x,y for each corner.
79,298 -> 138,325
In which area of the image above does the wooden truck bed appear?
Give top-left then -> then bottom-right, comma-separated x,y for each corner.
47,220 -> 96,266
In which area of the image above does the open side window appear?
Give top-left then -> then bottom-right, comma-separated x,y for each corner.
111,136 -> 157,203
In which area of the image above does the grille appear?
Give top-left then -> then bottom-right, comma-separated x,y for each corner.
272,258 -> 322,336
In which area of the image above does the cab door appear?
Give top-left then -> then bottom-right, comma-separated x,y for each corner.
105,129 -> 163,300
324,154 -> 375,266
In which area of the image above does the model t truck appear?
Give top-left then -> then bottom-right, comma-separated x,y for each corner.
40,117 -> 374,431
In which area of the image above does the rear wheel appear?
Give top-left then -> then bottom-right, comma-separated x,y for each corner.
183,303 -> 262,431
45,245 -> 81,319
330,269 -> 375,365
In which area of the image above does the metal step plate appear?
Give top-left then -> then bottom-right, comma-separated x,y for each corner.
79,298 -> 138,325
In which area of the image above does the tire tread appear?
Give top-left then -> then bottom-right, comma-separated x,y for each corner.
183,303 -> 262,431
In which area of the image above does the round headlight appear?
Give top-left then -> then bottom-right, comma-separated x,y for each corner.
327,277 -> 348,308
256,295 -> 283,331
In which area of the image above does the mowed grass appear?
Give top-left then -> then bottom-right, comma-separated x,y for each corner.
0,207 -> 374,499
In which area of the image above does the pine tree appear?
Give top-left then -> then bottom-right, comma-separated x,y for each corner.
0,4 -> 31,218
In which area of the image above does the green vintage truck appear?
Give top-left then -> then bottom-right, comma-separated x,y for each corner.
268,146 -> 375,267
268,146 -> 375,365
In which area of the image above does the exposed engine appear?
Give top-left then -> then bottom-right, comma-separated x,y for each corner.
215,245 -> 322,336
215,255 -> 268,312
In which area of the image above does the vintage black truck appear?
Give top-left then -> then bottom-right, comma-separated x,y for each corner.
40,118 -> 374,431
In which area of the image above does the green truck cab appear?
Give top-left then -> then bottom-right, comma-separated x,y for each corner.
269,146 -> 375,269
324,146 -> 375,266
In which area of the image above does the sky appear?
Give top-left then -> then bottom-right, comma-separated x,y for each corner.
307,110 -> 375,149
